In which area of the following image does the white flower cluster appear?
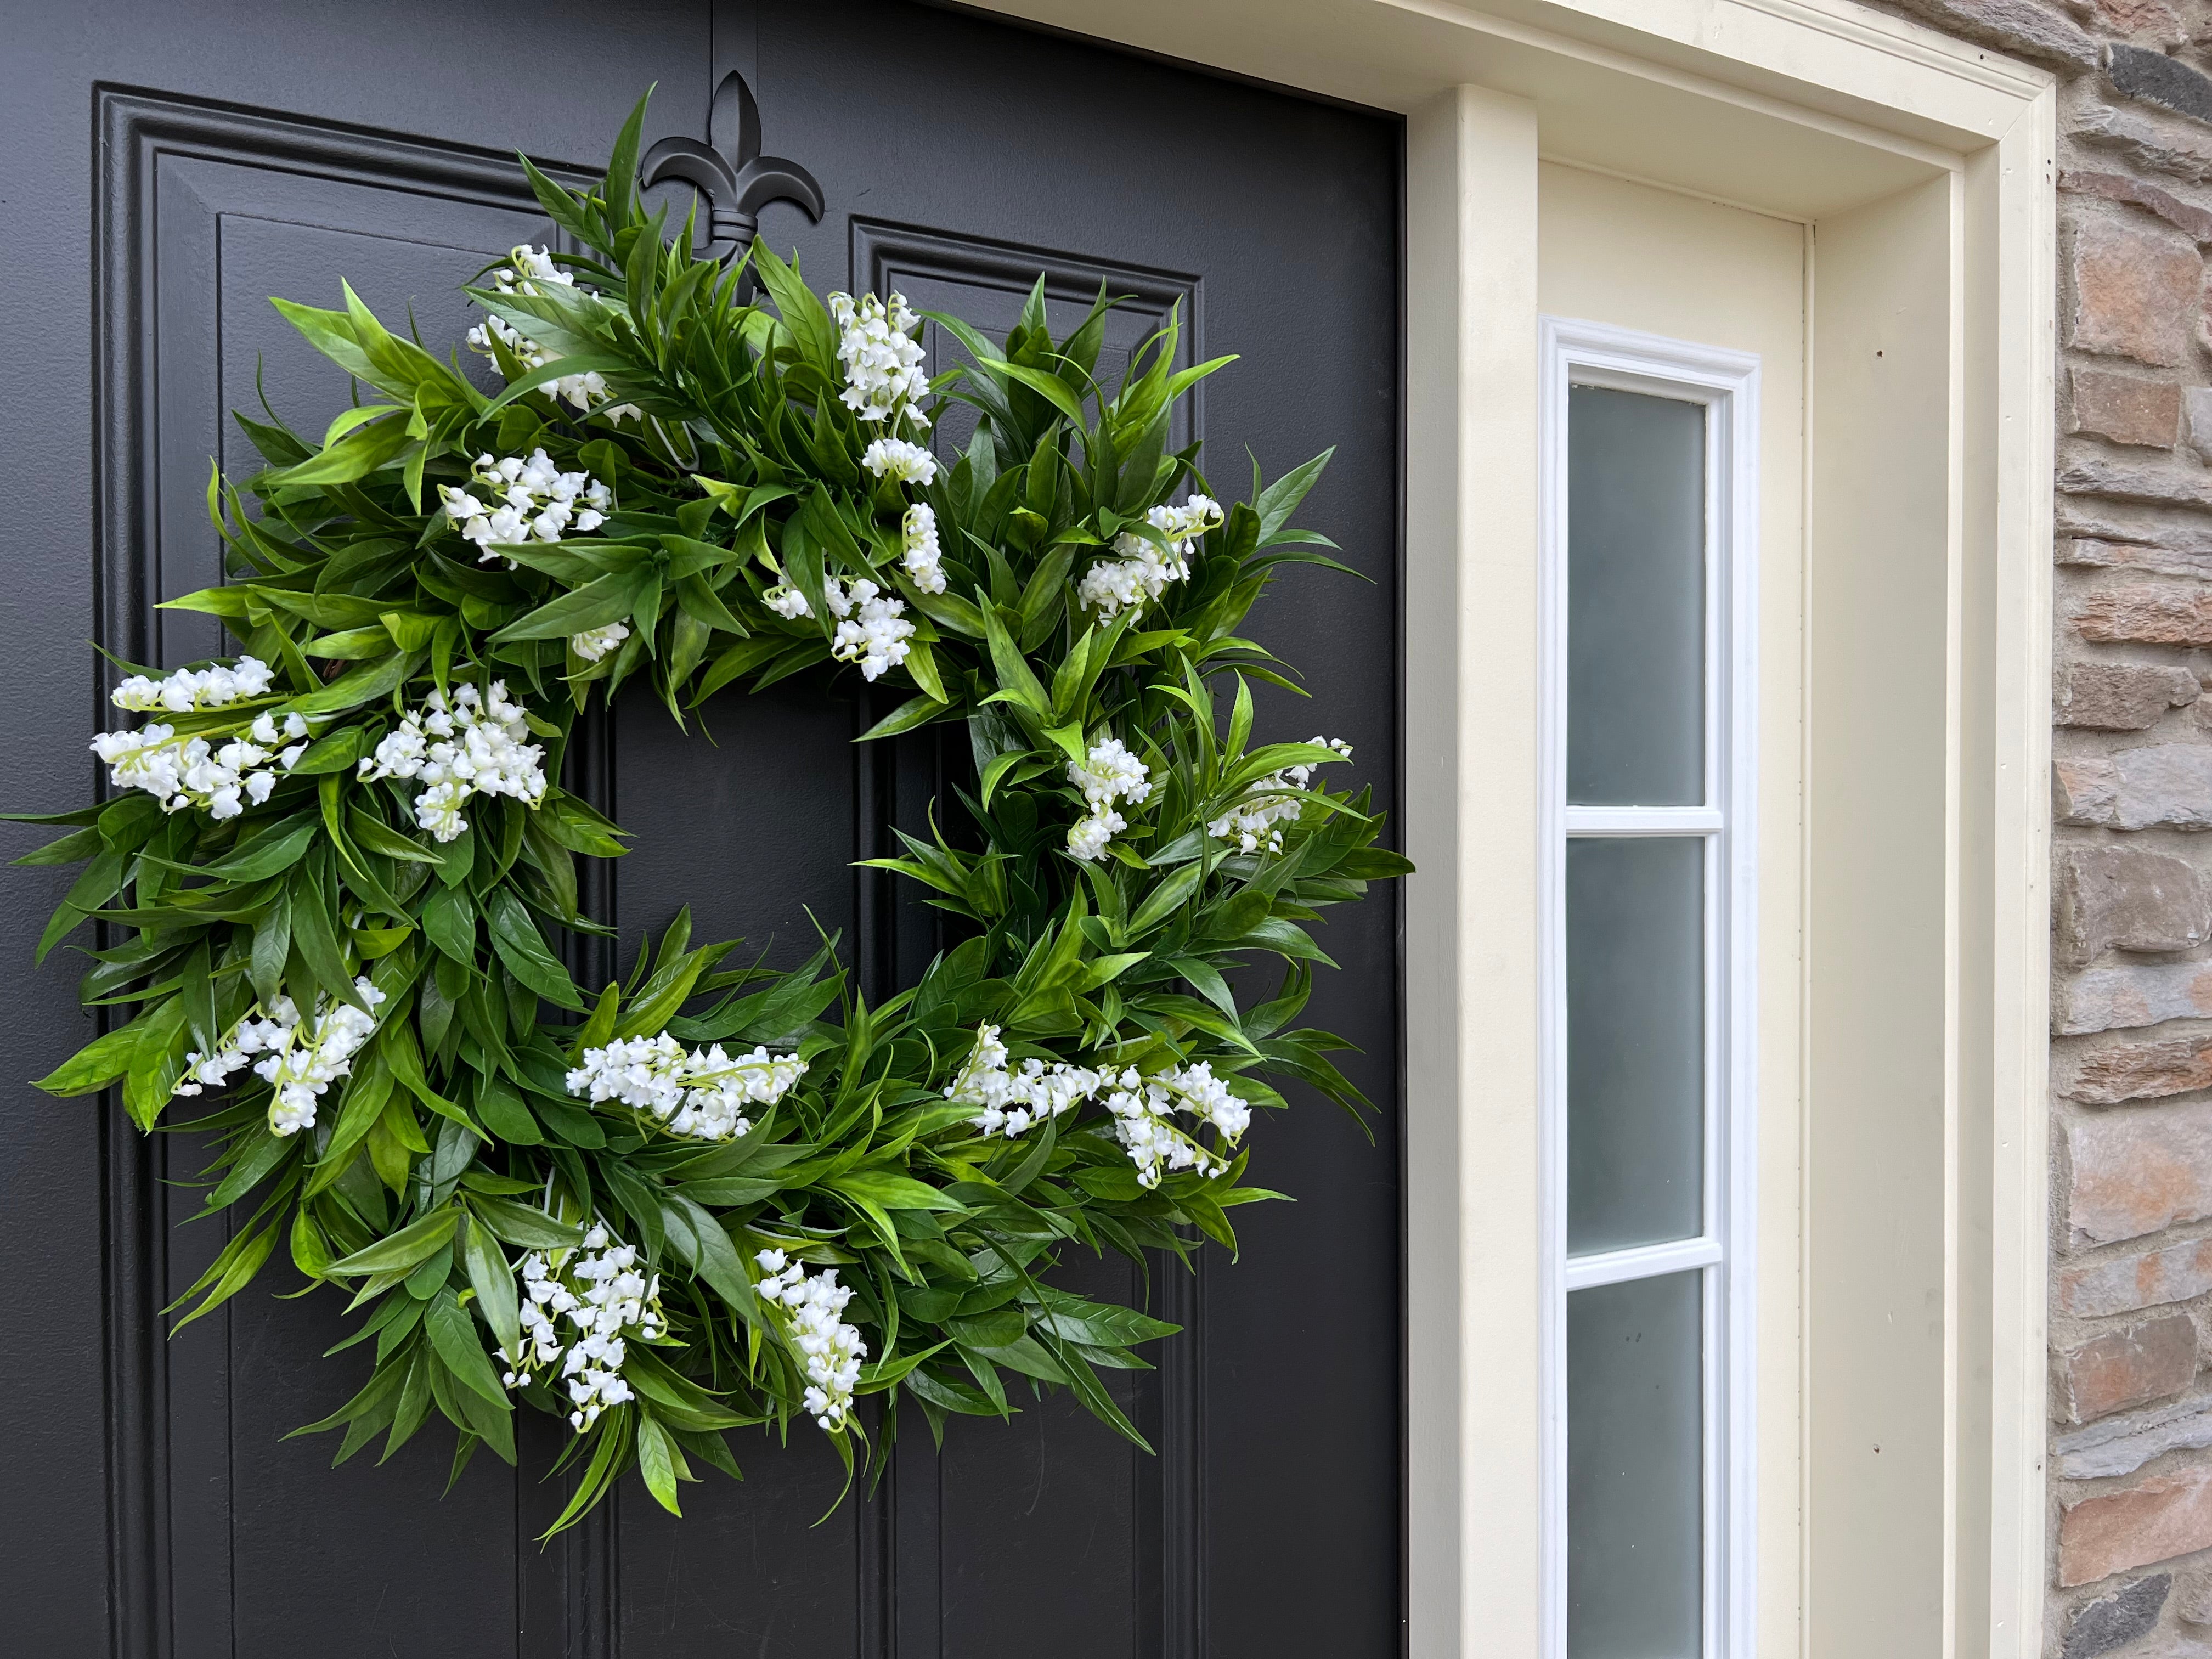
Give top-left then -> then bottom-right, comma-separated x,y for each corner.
1101,1061 -> 1252,1188
765,575 -> 916,682
92,708 -> 312,821
438,448 -> 611,562
943,1023 -> 1102,1138
1075,495 -> 1224,618
174,977 -> 388,1137
466,245 -> 639,419
504,1223 -> 667,1433
830,578 -> 916,682
569,622 -> 630,663
564,1031 -> 807,1142
1206,735 -> 1353,855
941,1025 -> 1252,1188
827,290 -> 930,429
901,503 -> 946,595
110,656 -> 273,713
754,1249 -> 867,1431
862,437 -> 939,486
1064,735 -> 1151,863
355,680 -> 548,843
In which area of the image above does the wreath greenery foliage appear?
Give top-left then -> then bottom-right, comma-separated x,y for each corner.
10,96 -> 1408,1530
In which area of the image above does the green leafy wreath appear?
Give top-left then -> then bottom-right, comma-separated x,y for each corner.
10,97 -> 1408,1530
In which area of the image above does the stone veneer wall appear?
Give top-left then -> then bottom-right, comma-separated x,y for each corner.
1853,0 -> 2212,1651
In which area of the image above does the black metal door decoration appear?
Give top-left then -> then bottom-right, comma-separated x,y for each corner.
641,71 -> 822,269
4,7 -> 1403,1654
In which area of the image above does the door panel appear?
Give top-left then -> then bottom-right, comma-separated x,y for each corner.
8,22 -> 710,1655
0,3 -> 1401,1654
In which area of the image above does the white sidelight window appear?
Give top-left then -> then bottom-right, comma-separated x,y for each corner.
1539,319 -> 1760,1659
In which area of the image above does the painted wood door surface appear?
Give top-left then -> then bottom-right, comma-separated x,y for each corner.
0,3 -> 1403,1652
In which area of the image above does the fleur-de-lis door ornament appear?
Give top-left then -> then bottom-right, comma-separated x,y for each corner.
639,70 -> 825,269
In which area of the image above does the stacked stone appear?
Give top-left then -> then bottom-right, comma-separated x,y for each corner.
1861,0 -> 2212,1649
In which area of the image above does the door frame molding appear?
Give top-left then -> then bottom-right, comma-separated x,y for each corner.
960,2 -> 2057,1652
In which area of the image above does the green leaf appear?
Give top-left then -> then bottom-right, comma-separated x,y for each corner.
858,693 -> 949,742
252,890 -> 292,1007
979,601 -> 1049,719
462,1215 -> 521,1359
199,819 -> 318,882
750,242 -> 836,375
634,1411 -> 685,1516
473,1075 -> 543,1146
33,1018 -> 146,1097
421,881 -> 477,965
489,568 -> 648,644
269,296 -> 381,386
1253,448 -> 1334,541
1040,1332 -> 1152,1451
828,1170 -> 966,1212
348,808 -> 443,865
980,358 -> 1089,430
12,826 -> 103,867
325,1205 -> 458,1277
484,888 -> 584,1010
287,725 -> 367,776
470,1195 -> 582,1249
1127,862 -> 1203,935
1169,956 -> 1240,1022
1031,1290 -> 1178,1348
669,1197 -> 759,1324
427,1288 -> 512,1411
285,650 -> 421,718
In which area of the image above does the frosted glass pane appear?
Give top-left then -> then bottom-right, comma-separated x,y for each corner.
1567,837 -> 1703,1254
1568,1272 -> 1703,1659
1568,386 -> 1705,806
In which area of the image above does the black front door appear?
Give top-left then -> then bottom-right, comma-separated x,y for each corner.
0,4 -> 1402,1655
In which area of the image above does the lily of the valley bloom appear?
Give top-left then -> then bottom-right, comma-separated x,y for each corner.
439,448 -> 611,563
91,703 -> 312,820
943,1024 -> 1101,1138
862,436 -> 939,486
569,622 -> 630,663
356,680 -> 548,843
505,1224 -> 667,1432
110,656 -> 274,713
829,578 -> 916,682
1102,1061 -> 1252,1188
1207,735 -> 1353,855
764,583 -> 812,621
565,1031 -> 806,1142
1064,735 -> 1151,862
466,245 -> 641,420
769,574 -> 916,682
754,1249 -> 867,1431
827,290 -> 931,429
901,503 -> 946,594
174,976 -> 388,1137
1075,494 -> 1224,618
940,1024 -> 1253,1188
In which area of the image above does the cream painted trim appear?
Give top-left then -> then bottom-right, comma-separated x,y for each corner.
1404,83 -> 1542,1659
1972,89 -> 2058,1659
957,1 -> 2058,1653
1376,0 -> 1970,170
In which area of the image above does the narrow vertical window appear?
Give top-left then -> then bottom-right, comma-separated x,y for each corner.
1541,321 -> 1759,1659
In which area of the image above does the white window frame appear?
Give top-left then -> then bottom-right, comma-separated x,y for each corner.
1537,317 -> 1761,1659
